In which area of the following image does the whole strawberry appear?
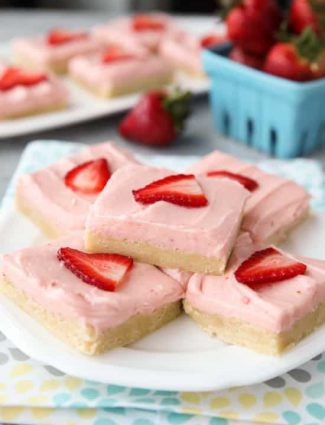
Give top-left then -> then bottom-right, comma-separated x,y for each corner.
119,90 -> 191,146
229,46 -> 265,69
264,27 -> 325,81
289,0 -> 325,36
226,0 -> 282,55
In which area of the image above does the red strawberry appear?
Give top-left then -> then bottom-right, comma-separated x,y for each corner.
289,0 -> 324,36
229,46 -> 265,69
264,43 -> 313,81
264,28 -> 324,81
47,28 -> 87,45
119,90 -> 191,146
57,247 -> 133,292
226,0 -> 282,55
207,170 -> 259,191
200,34 -> 228,48
64,158 -> 111,195
234,247 -> 307,288
102,46 -> 135,64
133,174 -> 208,208
132,14 -> 166,31
0,67 -> 47,91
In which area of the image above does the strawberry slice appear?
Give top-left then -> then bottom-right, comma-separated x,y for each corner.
19,72 -> 47,87
64,158 -> 111,195
57,247 -> 133,292
132,14 -> 166,31
47,29 -> 87,45
234,247 -> 307,288
0,67 -> 47,91
133,174 -> 208,208
207,170 -> 258,192
102,46 -> 135,64
0,68 -> 19,91
200,34 -> 228,48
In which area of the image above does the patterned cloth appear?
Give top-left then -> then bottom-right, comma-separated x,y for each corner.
0,140 -> 324,425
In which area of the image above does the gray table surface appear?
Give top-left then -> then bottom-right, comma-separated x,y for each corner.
0,9 -> 325,200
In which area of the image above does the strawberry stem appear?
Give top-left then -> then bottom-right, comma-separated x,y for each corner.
294,26 -> 323,63
310,0 -> 325,33
163,89 -> 192,133
219,0 -> 242,20
277,21 -> 292,42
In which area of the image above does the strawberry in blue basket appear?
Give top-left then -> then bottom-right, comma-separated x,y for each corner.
264,27 -> 325,81
289,0 -> 325,36
229,46 -> 265,69
226,0 -> 282,55
119,89 -> 191,146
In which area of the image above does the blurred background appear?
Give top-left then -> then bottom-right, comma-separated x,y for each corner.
0,0 -> 218,12
0,0 -> 291,13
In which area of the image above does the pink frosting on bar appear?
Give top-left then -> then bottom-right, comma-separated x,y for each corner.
160,33 -> 203,75
1,235 -> 183,331
188,150 -> 310,243
68,51 -> 172,90
17,142 -> 139,235
0,65 -> 68,118
86,164 -> 249,258
12,33 -> 102,69
186,232 -> 325,333
161,268 -> 192,289
160,31 -> 227,75
93,14 -> 183,53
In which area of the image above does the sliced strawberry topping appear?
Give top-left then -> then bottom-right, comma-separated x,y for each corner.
133,174 -> 208,208
207,170 -> 258,192
200,34 -> 228,48
132,14 -> 166,31
102,46 -> 135,64
58,247 -> 133,292
234,247 -> 307,288
64,158 -> 111,195
47,29 -> 87,45
0,67 -> 47,91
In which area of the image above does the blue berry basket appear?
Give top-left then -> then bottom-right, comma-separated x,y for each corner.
202,45 -> 325,158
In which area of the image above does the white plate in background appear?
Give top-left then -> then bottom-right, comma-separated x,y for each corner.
0,16 -> 219,139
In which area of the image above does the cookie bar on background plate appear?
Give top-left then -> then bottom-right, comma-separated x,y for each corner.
0,64 -> 68,119
69,46 -> 173,98
159,31 -> 228,78
93,13 -> 183,54
12,28 -> 102,74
